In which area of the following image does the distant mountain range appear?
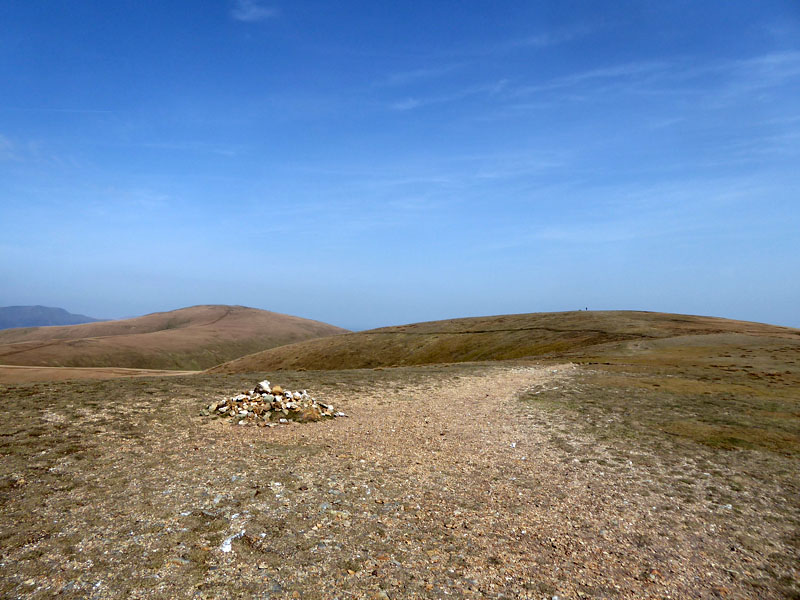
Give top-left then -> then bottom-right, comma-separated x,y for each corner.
0,305 -> 103,330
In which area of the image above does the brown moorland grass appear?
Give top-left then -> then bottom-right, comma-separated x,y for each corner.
208,309 -> 799,373
0,305 -> 348,372
551,331 -> 800,455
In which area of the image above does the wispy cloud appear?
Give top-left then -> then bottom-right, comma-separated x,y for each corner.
231,0 -> 277,22
0,134 -> 90,169
473,157 -> 566,180
381,64 -> 463,87
387,59 -> 675,116
0,106 -> 114,114
727,51 -> 800,93
0,134 -> 15,161
389,80 -> 508,111
85,187 -> 173,218
646,117 -> 685,130
510,60 -> 670,98
499,51 -> 800,112
136,140 -> 241,157
504,24 -> 596,50
375,25 -> 595,93
481,174 -> 789,255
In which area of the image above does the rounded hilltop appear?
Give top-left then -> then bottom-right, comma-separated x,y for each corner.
0,304 -> 348,371
208,309 -> 799,372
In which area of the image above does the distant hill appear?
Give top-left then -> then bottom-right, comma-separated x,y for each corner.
208,310 -> 800,373
0,305 -> 102,330
0,305 -> 348,370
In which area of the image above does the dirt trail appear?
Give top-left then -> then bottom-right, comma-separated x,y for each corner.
0,364 -> 794,599
0,364 -> 200,384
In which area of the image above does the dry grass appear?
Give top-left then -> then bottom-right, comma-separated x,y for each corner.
210,310 -> 798,373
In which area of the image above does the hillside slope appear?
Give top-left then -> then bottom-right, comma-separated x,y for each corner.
0,305 -> 102,329
208,310 -> 799,373
0,305 -> 347,370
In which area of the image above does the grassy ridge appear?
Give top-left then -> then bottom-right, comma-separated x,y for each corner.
209,310 -> 799,373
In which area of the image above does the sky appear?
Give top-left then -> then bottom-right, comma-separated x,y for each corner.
1,1 -> 799,330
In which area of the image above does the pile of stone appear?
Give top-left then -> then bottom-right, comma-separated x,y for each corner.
202,380 -> 346,427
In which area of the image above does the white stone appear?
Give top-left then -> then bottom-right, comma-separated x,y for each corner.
220,530 -> 245,553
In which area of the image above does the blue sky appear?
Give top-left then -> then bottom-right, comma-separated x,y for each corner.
1,1 -> 798,330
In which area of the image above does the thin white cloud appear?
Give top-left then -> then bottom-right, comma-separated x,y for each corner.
510,60 -> 670,98
381,64 -> 463,87
646,117 -> 685,130
503,51 -> 799,107
729,51 -> 800,92
0,107 -> 113,114
374,26 -> 593,92
88,187 -> 172,217
390,98 -> 423,111
474,158 -> 566,180
231,0 -> 277,22
565,61 -> 670,84
506,24 -> 596,50
481,175 -> 789,254
137,140 -> 240,157
0,134 -> 14,161
389,80 -> 508,111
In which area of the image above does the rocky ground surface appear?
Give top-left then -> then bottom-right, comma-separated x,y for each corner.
0,363 -> 797,599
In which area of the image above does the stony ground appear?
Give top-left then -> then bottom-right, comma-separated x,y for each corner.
0,363 -> 797,599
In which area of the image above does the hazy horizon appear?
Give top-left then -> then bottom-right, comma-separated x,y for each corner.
2,1 -> 798,330
1,303 -> 797,334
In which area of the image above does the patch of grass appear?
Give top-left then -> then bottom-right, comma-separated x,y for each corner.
662,420 -> 800,453
525,331 -> 800,457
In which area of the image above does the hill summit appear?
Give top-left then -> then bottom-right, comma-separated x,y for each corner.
0,304 -> 348,370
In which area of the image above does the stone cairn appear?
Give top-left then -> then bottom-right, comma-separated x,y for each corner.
202,380 -> 346,427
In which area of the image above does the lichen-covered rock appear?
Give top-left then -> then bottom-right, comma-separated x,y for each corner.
294,406 -> 323,423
